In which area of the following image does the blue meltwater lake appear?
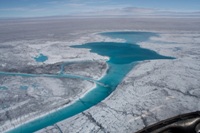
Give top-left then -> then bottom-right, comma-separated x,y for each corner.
8,32 -> 174,133
34,53 -> 48,62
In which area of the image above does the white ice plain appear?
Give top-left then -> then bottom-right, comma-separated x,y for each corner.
0,18 -> 200,133
36,31 -> 200,133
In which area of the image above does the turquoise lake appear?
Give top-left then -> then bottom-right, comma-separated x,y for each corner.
34,54 -> 48,62
7,32 -> 174,133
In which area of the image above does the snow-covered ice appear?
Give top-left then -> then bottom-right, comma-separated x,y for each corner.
0,17 -> 200,132
37,31 -> 200,133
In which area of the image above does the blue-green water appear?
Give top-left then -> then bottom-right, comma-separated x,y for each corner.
101,31 -> 159,44
19,86 -> 29,90
0,86 -> 8,90
7,32 -> 174,133
34,54 -> 48,62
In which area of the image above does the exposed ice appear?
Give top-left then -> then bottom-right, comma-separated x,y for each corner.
38,30 -> 200,133
0,17 -> 200,132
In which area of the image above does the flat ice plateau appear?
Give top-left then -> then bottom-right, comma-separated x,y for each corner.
0,18 -> 200,132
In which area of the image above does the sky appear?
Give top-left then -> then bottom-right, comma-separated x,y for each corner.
0,0 -> 199,18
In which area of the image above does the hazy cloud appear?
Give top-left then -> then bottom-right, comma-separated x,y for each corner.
76,7 -> 159,16
0,0 -> 199,18
0,7 -> 28,11
76,7 -> 200,17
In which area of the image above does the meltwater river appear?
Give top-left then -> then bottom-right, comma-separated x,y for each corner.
7,32 -> 174,133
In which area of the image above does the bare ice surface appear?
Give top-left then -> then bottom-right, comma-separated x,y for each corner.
38,32 -> 200,133
0,17 -> 200,132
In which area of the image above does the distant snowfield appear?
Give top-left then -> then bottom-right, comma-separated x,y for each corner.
0,17 -> 200,132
